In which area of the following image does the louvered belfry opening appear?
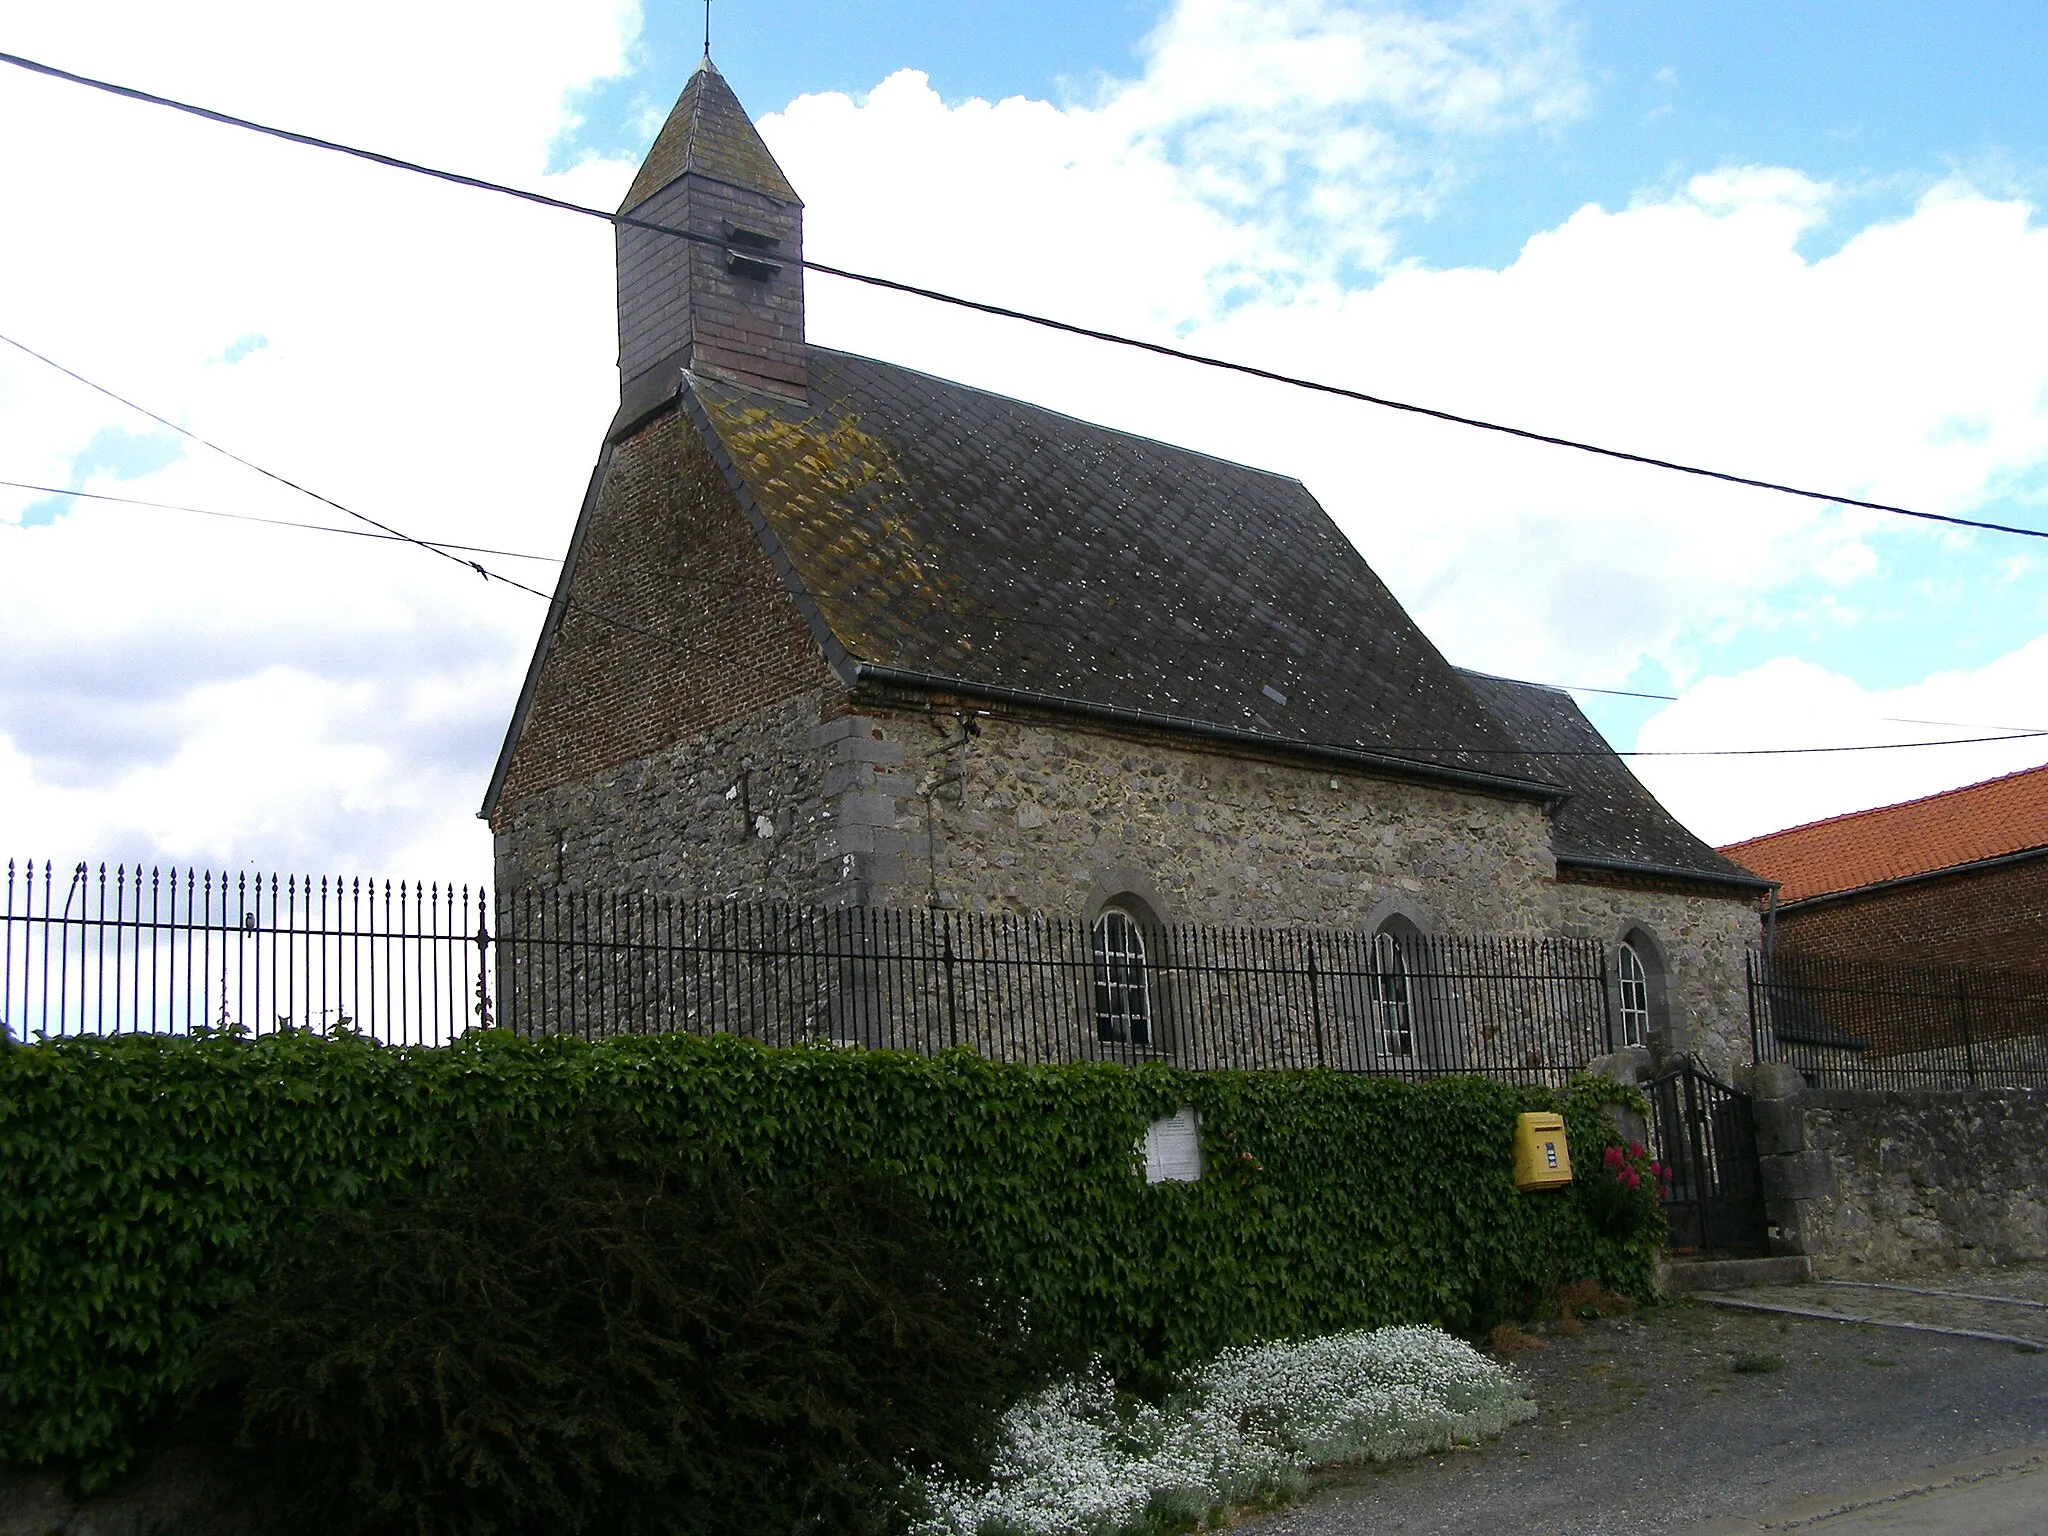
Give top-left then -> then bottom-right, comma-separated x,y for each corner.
615,60 -> 807,405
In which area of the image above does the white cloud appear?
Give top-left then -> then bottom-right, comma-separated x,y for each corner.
0,0 -> 642,875
0,0 -> 2044,882
1629,641 -> 2048,846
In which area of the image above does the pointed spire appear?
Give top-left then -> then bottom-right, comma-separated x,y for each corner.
620,59 -> 799,214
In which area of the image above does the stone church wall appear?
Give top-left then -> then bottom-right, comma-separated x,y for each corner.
1554,878 -> 1759,1080
493,687 -> 842,904
847,708 -> 1560,935
492,687 -> 1761,1078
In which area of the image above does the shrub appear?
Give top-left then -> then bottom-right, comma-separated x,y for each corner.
189,1148 -> 1029,1536
0,1031 -> 1661,1484
1577,1140 -> 1670,1240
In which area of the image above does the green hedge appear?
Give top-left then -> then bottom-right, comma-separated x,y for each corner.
0,1030 -> 1657,1484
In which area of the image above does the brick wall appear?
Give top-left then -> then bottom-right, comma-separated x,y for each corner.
1776,853 -> 2048,972
490,408 -> 839,830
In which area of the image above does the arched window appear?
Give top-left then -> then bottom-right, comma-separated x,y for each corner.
1617,939 -> 1652,1049
1369,929 -> 1415,1058
1092,908 -> 1151,1045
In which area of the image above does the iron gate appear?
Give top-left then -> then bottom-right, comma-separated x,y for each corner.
1646,1062 -> 1768,1256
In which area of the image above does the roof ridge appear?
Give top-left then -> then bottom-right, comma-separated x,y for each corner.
1720,756 -> 2048,853
1452,665 -> 1572,698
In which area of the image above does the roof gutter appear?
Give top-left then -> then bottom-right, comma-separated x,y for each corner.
849,662 -> 1570,807
1557,854 -> 1775,895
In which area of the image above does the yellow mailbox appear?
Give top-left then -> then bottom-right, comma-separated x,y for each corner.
1513,1112 -> 1572,1191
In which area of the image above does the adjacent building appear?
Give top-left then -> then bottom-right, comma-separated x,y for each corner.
1723,761 -> 2048,972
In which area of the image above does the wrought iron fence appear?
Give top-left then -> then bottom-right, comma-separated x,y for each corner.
3,860 -> 1619,1082
1,860 -> 487,1047
1749,949 -> 2048,1089
492,887 -> 1616,1082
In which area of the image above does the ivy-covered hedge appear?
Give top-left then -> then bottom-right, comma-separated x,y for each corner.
0,1030 -> 1657,1483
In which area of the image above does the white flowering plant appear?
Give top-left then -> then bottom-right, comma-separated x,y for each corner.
911,1324 -> 1535,1536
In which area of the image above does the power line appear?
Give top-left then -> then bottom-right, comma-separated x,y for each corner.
1582,731 -> 2048,759
0,329 -> 506,582
1556,681 -> 2048,737
15,462 -> 2048,746
0,477 -> 560,561
5,322 -> 2043,766
13,456 -> 2045,750
11,446 -> 2047,741
4,48 -> 2045,546
0,328 -> 745,660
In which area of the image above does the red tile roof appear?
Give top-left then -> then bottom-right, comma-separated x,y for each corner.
1719,761 -> 2048,903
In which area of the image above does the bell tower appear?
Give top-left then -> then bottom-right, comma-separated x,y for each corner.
614,59 -> 806,412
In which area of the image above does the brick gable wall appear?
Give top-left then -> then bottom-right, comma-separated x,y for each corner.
490,408 -> 840,828
1775,852 -> 2048,971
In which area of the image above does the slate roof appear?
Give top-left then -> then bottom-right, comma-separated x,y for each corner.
686,349 -> 1562,795
1457,670 -> 1770,888
621,60 -> 799,212
1721,761 -> 2048,903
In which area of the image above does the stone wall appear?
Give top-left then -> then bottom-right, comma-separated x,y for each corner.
494,688 -> 842,904
1555,877 -> 1760,1080
1759,1081 -> 2048,1274
496,693 -> 1764,1074
849,707 -> 1561,935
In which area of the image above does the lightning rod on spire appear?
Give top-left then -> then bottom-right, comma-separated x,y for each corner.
703,0 -> 712,60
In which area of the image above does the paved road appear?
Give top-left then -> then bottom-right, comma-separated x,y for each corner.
1248,1285 -> 2048,1536
1692,1444 -> 2048,1533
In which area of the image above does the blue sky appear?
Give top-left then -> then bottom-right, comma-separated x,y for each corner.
572,0 -> 2048,274
1,0 -> 2044,870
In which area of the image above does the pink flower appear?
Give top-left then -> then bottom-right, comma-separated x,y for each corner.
1626,1141 -> 1646,1159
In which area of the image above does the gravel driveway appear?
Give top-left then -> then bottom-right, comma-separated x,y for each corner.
1249,1279 -> 2048,1535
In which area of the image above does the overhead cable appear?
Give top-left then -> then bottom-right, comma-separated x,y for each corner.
0,477 -> 560,561
2,48 -> 2044,545
0,330 -> 502,581
1556,681 -> 2048,737
13,468 -> 2047,743
5,324 -> 2044,763
0,329 -> 762,672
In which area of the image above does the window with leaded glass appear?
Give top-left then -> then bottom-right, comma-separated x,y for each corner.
1092,908 -> 1151,1045
1369,929 -> 1414,1058
1618,940 -> 1651,1049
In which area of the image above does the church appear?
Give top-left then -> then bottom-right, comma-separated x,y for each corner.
480,58 -> 1769,1074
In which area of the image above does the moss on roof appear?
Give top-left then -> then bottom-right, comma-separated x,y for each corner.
690,350 -> 1556,789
